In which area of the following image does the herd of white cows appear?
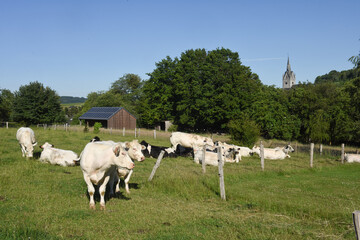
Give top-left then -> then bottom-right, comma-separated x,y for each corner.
16,127 -> 360,209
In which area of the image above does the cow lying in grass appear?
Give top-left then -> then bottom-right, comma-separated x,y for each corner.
140,140 -> 177,158
252,145 -> 294,160
345,153 -> 360,163
39,142 -> 78,167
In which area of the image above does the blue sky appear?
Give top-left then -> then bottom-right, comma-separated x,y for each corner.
1,0 -> 359,98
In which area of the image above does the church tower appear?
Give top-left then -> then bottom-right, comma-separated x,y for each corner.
282,57 -> 296,89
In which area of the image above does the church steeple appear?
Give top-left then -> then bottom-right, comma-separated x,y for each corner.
283,57 -> 296,89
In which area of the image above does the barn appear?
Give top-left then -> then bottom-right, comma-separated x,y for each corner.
79,107 -> 137,129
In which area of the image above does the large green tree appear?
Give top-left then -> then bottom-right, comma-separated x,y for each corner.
12,82 -> 65,125
0,89 -> 14,122
140,48 -> 262,132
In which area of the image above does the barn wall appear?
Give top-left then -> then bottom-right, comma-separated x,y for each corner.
108,109 -> 136,129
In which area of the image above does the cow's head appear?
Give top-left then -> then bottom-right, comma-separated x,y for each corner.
283,145 -> 295,153
40,142 -> 54,149
113,143 -> 135,170
125,140 -> 145,162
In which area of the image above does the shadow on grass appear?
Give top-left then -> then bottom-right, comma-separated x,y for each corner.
85,180 -> 141,203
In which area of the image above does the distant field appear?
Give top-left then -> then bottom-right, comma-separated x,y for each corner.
61,102 -> 84,108
1,128 -> 359,239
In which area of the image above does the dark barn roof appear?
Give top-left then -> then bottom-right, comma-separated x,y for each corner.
79,107 -> 136,120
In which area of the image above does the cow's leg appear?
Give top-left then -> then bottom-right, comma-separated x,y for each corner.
115,178 -> 121,193
20,144 -> 26,157
124,170 -> 133,194
99,175 -> 110,210
83,175 -> 96,210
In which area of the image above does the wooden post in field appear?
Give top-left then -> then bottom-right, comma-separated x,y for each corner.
123,127 -> 125,137
202,145 -> 206,174
310,143 -> 314,168
154,129 -> 157,139
260,141 -> 264,171
217,146 -> 226,200
6,122 -> 8,129
135,128 -> 137,138
353,210 -> 360,240
148,150 -> 165,181
320,144 -> 323,155
341,143 -> 345,164
65,123 -> 68,132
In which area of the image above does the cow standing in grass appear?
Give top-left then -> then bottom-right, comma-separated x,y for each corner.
170,132 -> 214,150
79,141 -> 134,210
16,127 -> 37,158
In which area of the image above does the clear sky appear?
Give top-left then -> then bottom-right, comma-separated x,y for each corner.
1,0 -> 359,98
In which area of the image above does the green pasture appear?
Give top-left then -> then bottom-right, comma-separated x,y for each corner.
0,128 -> 359,239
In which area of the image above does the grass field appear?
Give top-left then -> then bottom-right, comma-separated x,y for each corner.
0,128 -> 359,239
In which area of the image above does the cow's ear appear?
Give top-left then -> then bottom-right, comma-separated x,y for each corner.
125,142 -> 131,148
113,145 -> 121,157
33,142 -> 38,146
141,145 -> 146,150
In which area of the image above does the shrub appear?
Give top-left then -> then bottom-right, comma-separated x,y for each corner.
228,116 -> 260,148
93,122 -> 102,134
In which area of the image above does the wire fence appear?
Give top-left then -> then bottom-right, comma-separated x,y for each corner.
2,121 -> 359,157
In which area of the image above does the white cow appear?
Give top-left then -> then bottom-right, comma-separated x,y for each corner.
252,145 -> 294,160
39,142 -> 78,167
80,141 -> 134,210
345,153 -> 360,163
90,139 -> 145,194
113,140 -> 145,194
193,147 -> 225,166
170,132 -> 214,150
16,127 -> 37,158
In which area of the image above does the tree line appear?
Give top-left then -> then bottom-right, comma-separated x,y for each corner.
1,47 -> 359,146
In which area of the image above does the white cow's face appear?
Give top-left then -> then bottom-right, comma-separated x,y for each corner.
125,140 -> 145,162
25,144 -> 34,158
40,142 -> 53,149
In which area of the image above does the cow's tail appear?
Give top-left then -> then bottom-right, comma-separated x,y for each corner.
73,150 -> 83,166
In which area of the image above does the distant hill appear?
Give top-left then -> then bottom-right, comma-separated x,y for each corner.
60,96 -> 87,104
314,68 -> 360,85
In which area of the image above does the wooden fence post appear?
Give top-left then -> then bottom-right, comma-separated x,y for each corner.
154,129 -> 156,139
135,128 -> 137,138
320,144 -> 323,155
123,127 -> 125,137
260,141 -> 264,171
217,146 -> 226,201
341,143 -> 345,164
310,143 -> 314,168
148,150 -> 165,181
6,122 -> 8,129
202,145 -> 206,174
353,210 -> 360,240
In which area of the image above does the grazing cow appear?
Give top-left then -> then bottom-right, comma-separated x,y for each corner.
345,153 -> 360,163
80,141 -> 134,210
39,142 -> 78,167
140,140 -> 177,158
90,136 -> 101,142
252,145 -> 294,160
16,127 -> 37,158
193,147 -> 225,166
170,132 -> 214,150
